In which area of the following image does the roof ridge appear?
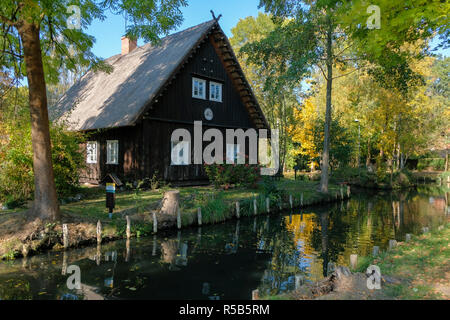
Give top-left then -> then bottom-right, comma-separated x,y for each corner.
117,19 -> 217,59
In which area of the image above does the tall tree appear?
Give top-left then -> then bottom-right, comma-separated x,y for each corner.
230,13 -> 296,173
244,0 -> 448,192
0,0 -> 186,220
243,0 -> 359,192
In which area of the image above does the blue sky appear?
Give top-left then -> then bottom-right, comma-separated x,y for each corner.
86,0 -> 264,59
86,0 -> 448,59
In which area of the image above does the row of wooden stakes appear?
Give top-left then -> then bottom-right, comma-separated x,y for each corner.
61,186 -> 351,249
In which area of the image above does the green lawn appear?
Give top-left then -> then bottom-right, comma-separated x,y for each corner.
59,176 -> 346,225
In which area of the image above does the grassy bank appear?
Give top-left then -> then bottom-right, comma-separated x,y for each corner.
330,167 -> 450,190
262,223 -> 449,300
354,223 -> 450,300
0,177 -> 350,260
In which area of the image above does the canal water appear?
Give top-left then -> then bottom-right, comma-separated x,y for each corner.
0,185 -> 448,300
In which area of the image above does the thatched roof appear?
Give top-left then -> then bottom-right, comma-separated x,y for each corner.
53,20 -> 268,131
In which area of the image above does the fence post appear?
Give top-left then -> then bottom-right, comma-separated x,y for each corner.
97,220 -> 102,244
389,240 -> 397,249
126,216 -> 131,239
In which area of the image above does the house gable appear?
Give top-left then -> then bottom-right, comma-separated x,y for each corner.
142,32 -> 255,129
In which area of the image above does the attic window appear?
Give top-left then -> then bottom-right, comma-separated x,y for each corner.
210,81 -> 222,102
192,77 -> 206,99
106,140 -> 119,165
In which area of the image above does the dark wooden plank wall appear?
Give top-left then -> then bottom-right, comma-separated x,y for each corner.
148,35 -> 254,128
80,125 -> 142,183
81,34 -> 259,184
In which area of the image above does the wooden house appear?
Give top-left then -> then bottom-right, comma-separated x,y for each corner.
53,19 -> 268,184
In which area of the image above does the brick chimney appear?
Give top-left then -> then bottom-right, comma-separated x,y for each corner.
121,36 -> 137,55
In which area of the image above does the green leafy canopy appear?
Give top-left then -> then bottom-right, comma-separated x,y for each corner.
0,0 -> 187,84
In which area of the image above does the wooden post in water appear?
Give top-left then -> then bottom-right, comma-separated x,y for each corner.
152,212 -> 158,233
350,254 -> 358,269
405,234 -> 411,242
253,199 -> 257,216
97,220 -> 102,244
177,206 -> 182,229
389,240 -> 397,249
126,216 -> 131,239
197,208 -> 202,226
62,224 -> 69,249
152,235 -> 157,256
95,245 -> 101,266
266,198 -> 270,213
252,289 -> 259,300
236,202 -> 240,219
372,246 -> 379,257
125,239 -> 130,262
61,251 -> 68,275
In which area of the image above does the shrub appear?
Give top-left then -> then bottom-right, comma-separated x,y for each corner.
205,162 -> 260,189
417,158 -> 445,171
0,118 -> 85,206
261,176 -> 285,201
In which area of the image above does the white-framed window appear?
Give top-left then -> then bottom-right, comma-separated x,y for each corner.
171,140 -> 190,166
226,144 -> 241,164
210,81 -> 222,102
86,141 -> 98,164
192,77 -> 206,99
106,140 -> 119,165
